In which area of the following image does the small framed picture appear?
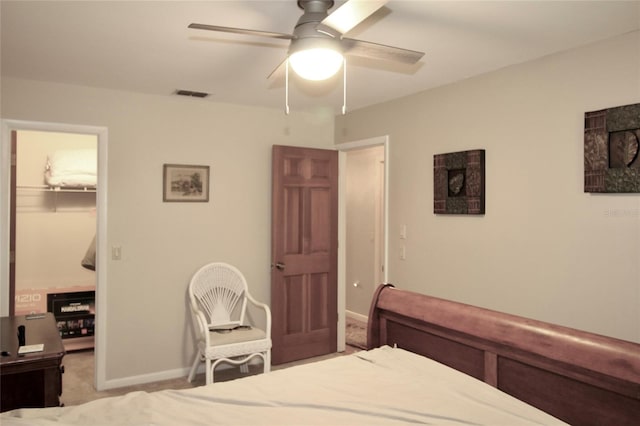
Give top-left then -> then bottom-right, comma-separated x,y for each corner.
163,164 -> 210,202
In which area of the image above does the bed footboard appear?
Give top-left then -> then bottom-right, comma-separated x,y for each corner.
367,284 -> 640,425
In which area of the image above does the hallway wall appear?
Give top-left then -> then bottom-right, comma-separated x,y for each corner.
345,146 -> 384,316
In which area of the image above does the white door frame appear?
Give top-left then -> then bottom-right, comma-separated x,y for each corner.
0,119 -> 109,391
336,135 -> 389,351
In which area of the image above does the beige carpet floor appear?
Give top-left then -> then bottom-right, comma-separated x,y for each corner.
345,316 -> 367,349
61,322 -> 366,407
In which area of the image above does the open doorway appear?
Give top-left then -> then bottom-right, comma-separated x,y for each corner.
1,119 -> 108,391
12,130 -> 97,353
337,136 -> 389,352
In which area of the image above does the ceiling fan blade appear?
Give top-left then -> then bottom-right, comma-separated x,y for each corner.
267,58 -> 287,81
342,37 -> 424,64
188,23 -> 294,40
321,0 -> 388,35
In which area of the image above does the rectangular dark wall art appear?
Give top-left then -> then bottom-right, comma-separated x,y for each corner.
584,103 -> 640,193
434,149 -> 485,214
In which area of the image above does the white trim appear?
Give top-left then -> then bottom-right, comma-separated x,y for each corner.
0,119 -> 109,391
336,135 -> 389,352
101,361 -> 245,390
101,367 -> 193,390
346,310 -> 368,324
338,137 -> 387,152
0,123 -> 11,317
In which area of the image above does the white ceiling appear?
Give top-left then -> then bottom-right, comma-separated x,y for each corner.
2,1 -> 639,114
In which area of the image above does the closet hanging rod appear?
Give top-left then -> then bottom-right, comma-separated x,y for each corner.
17,184 -> 96,193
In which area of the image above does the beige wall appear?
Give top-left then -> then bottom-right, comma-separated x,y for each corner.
337,32 -> 640,343
1,78 -> 335,383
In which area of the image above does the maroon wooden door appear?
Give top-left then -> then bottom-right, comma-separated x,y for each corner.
271,145 -> 338,365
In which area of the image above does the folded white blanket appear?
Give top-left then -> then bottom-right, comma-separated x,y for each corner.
45,149 -> 97,188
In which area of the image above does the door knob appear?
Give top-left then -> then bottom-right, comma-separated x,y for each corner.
275,262 -> 285,271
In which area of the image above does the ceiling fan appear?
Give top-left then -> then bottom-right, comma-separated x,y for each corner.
189,0 -> 424,112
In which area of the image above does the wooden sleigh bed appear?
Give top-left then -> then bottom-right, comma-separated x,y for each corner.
2,284 -> 638,425
368,284 -> 640,425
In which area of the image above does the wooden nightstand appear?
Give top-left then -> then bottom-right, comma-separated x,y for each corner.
1,313 -> 65,412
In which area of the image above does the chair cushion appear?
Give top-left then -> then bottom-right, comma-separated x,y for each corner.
203,327 -> 271,359
208,327 -> 267,346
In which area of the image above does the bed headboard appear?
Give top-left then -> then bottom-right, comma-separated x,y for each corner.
367,284 -> 640,425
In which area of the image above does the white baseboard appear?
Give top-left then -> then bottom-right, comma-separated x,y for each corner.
101,366 -> 192,390
99,359 -> 255,391
346,310 -> 368,324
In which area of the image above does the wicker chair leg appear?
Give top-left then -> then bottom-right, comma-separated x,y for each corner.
205,359 -> 213,385
264,350 -> 271,374
187,351 -> 202,383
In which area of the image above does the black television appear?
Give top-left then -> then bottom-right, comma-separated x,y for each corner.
47,291 -> 95,340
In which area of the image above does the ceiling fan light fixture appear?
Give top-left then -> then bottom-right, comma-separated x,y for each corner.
289,47 -> 343,81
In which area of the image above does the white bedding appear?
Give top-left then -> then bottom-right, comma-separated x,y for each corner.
1,346 -> 567,425
45,149 -> 97,188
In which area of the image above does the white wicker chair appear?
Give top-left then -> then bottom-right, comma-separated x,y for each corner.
187,262 -> 272,385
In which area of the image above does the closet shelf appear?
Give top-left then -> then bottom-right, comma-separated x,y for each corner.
17,185 -> 96,193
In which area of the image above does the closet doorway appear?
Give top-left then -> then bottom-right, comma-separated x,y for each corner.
1,119 -> 108,390
12,130 -> 97,352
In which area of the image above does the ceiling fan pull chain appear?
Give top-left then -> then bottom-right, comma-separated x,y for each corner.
342,57 -> 347,115
285,59 -> 291,115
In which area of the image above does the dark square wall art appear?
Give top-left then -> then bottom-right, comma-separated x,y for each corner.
584,103 -> 640,193
434,149 -> 485,215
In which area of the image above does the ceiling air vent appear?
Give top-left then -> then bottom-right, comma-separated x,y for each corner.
175,89 -> 209,98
